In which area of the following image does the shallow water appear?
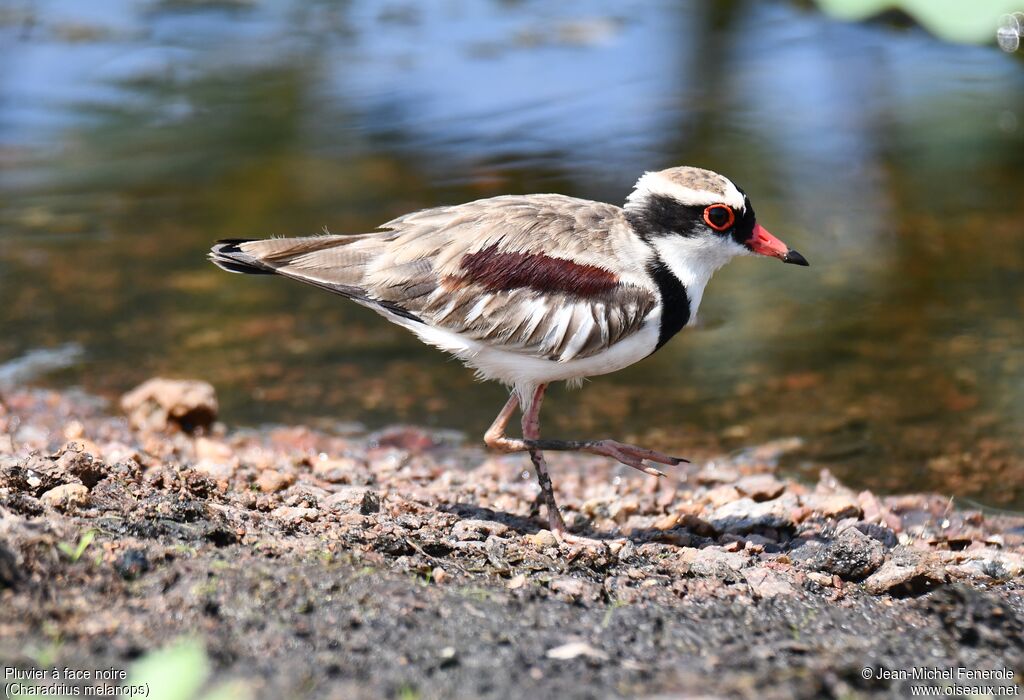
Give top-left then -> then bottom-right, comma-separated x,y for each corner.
2,1 -> 1023,505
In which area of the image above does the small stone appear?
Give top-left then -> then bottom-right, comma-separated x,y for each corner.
529,530 -> 559,549
808,527 -> 885,581
853,522 -> 899,549
431,567 -> 449,584
195,458 -> 236,481
708,496 -> 796,534
114,549 -> 150,580
451,519 -> 510,541
120,378 -> 218,434
705,485 -> 741,507
608,497 -> 639,524
312,456 -> 361,483
321,487 -> 369,512
40,483 -> 89,509
863,553 -> 946,596
803,493 -> 863,520
653,513 -> 679,530
507,573 -> 527,590
195,437 -> 233,462
546,642 -> 609,661
806,571 -> 834,587
438,646 -> 458,668
735,474 -> 786,502
271,506 -> 319,523
680,547 -> 748,581
360,491 -> 381,515
56,443 -> 106,488
549,577 -> 598,601
256,470 -> 295,493
744,566 -> 797,599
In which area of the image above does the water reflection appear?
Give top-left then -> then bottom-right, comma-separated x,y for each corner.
1,0 -> 1023,505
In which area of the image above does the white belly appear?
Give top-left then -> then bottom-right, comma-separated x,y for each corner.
394,314 -> 662,388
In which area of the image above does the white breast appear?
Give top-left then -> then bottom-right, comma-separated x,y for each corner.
394,310 -> 663,388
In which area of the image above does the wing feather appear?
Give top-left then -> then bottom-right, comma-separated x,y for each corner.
217,195 -> 659,361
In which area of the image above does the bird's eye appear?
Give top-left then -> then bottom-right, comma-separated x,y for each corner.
703,205 -> 735,232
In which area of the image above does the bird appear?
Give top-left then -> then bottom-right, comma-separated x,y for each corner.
209,166 -> 808,534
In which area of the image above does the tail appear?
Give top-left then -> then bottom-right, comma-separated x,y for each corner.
208,239 -> 276,275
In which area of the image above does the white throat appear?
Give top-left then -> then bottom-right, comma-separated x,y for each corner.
650,236 -> 740,320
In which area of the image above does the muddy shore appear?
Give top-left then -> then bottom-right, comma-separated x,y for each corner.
1,380 -> 1023,699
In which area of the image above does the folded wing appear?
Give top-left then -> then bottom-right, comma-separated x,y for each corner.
210,194 -> 658,362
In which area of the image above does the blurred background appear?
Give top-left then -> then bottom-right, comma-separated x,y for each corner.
2,0 -> 1023,506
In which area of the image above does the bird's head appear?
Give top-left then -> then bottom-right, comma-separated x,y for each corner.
623,166 -> 808,274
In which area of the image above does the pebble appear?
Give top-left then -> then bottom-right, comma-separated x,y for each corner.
272,506 -> 319,523
546,642 -> 609,661
40,483 -> 89,509
681,547 -> 748,580
862,552 -> 946,596
256,470 -> 295,493
708,496 -> 796,534
451,519 -> 510,541
120,378 -> 218,434
802,493 -> 863,520
114,549 -> 150,580
807,527 -> 885,581
744,566 -> 797,599
735,474 -> 786,502
529,530 -> 559,549
312,456 -> 362,483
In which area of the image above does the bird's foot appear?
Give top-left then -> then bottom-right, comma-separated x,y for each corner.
581,440 -> 688,477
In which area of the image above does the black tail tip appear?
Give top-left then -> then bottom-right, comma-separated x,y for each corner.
209,239 -> 274,275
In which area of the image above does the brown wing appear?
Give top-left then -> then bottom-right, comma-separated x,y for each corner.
211,194 -> 658,361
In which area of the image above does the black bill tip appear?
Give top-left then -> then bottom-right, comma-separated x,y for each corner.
783,249 -> 809,266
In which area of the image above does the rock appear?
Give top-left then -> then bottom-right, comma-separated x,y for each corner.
321,487 -> 370,512
195,459 -> 235,481
529,530 -> 559,549
272,506 -> 319,523
312,456 -> 362,483
451,519 -> 510,541
653,513 -> 679,530
735,474 -> 786,502
40,483 -> 89,509
256,470 -> 295,493
808,527 -> 885,581
120,378 -> 218,434
608,497 -> 639,524
680,547 -> 748,581
852,522 -> 899,549
431,567 -> 449,584
55,443 -> 106,487
802,493 -> 863,520
360,490 -> 381,515
195,437 -> 233,462
115,549 -> 150,580
549,577 -> 590,600
863,551 -> 946,596
373,427 -> 436,452
705,485 -> 741,507
546,642 -> 609,661
507,573 -> 527,590
744,566 -> 797,598
708,496 -> 796,534
947,550 -> 1024,581
805,571 -> 835,587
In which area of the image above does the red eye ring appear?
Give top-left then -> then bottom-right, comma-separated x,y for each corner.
703,204 -> 735,232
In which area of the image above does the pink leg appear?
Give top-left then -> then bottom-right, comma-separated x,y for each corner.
519,384 -> 565,533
